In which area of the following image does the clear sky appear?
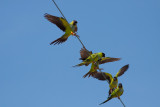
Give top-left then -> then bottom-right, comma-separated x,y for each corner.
1,0 -> 160,107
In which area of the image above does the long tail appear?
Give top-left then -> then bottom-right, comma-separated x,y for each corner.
73,62 -> 90,67
99,98 -> 112,105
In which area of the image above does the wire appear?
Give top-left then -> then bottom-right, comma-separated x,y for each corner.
51,0 -> 69,24
119,98 -> 126,107
51,0 -> 125,107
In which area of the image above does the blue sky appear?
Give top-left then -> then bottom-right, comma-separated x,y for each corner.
1,0 -> 160,107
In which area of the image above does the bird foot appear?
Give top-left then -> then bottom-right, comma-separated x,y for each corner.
74,34 -> 79,38
71,32 -> 76,35
71,32 -> 79,37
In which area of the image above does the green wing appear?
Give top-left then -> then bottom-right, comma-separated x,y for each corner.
99,57 -> 121,65
115,64 -> 129,77
110,87 -> 123,98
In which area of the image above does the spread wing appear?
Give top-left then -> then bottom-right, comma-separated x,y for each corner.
50,34 -> 69,45
115,64 -> 129,77
93,72 -> 112,83
44,13 -> 67,32
99,57 -> 121,64
79,47 -> 92,60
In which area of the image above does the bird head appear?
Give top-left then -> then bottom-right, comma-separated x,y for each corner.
118,83 -> 123,88
73,20 -> 78,25
113,77 -> 117,81
102,53 -> 105,57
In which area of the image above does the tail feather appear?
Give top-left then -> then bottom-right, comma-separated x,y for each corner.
99,98 -> 111,105
73,62 -> 90,67
73,63 -> 84,67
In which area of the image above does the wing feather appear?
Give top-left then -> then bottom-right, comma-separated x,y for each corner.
44,13 -> 67,31
79,48 -> 92,60
99,57 -> 121,64
50,34 -> 69,45
93,72 -> 112,83
115,64 -> 129,77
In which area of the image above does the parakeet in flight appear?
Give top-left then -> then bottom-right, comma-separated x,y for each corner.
93,64 -> 129,95
99,83 -> 124,105
74,52 -> 105,67
44,13 -> 78,45
74,48 -> 121,67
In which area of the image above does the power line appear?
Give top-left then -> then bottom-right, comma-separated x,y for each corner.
51,0 -> 68,24
119,98 -> 126,107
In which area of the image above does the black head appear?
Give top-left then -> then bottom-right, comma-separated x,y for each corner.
102,53 -> 105,57
118,83 -> 123,88
73,20 -> 78,25
113,77 -> 117,81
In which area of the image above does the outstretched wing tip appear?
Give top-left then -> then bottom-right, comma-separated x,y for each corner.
116,64 -> 130,77
124,64 -> 129,69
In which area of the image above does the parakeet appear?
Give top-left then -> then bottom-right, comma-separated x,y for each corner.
44,13 -> 78,45
99,83 -> 124,105
74,48 -> 121,67
74,52 -> 105,67
93,64 -> 129,95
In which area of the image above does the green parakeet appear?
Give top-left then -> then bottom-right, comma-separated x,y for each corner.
44,13 -> 78,45
99,83 -> 124,105
74,52 -> 105,67
74,48 -> 121,67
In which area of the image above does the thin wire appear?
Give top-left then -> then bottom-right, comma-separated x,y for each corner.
119,98 -> 126,107
51,1 -> 125,106
75,36 -> 86,49
51,0 -> 69,24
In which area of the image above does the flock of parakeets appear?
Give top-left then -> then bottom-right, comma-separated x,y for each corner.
44,13 -> 129,105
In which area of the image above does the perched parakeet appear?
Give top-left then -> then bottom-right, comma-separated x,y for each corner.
99,83 -> 124,105
44,13 -> 78,45
74,48 -> 121,67
93,64 -> 129,95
